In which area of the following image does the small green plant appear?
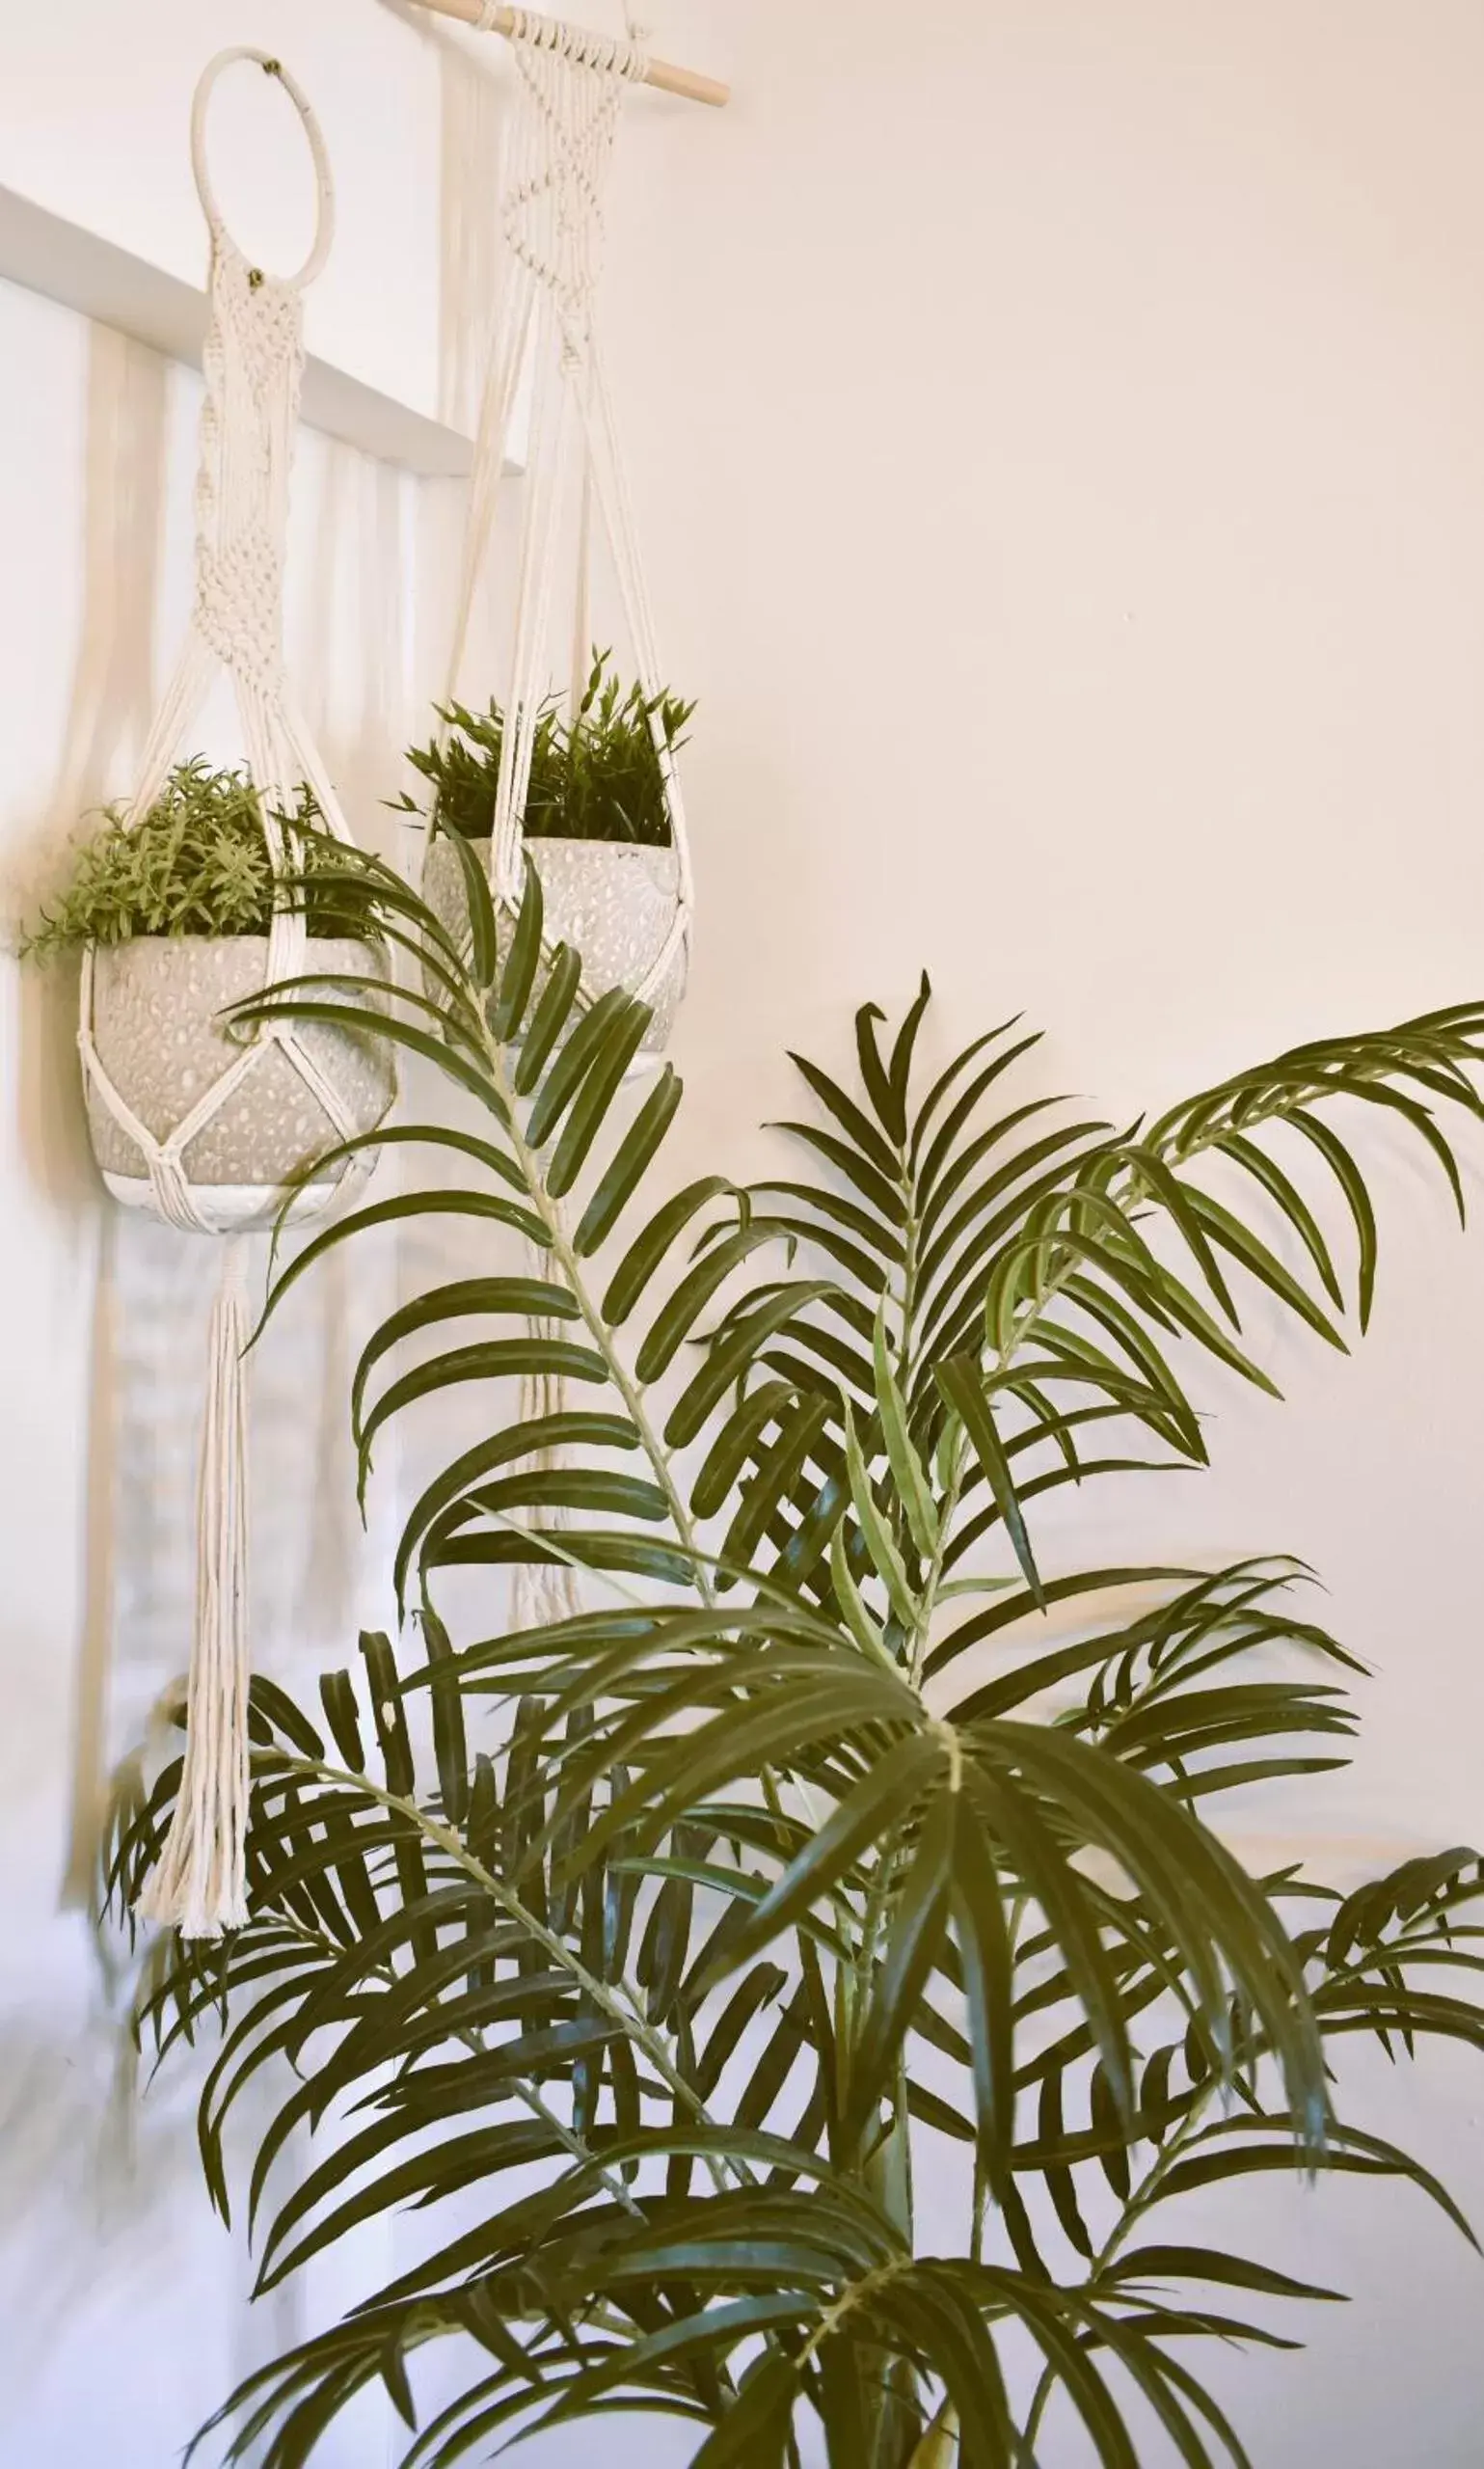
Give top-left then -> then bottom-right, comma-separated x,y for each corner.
22,758 -> 377,958
402,651 -> 693,849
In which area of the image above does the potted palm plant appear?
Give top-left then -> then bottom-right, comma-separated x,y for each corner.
27,758 -> 394,1229
107,856 -> 1484,2463
409,652 -> 695,1059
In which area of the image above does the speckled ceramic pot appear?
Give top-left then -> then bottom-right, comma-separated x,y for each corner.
421,835 -> 687,1058
83,935 -> 395,1232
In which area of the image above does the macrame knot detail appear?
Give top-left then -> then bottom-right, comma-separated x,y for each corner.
506,5 -> 648,82
194,539 -> 287,688
183,241 -> 303,689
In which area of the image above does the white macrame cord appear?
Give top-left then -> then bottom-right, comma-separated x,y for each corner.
83,53 -> 369,1937
148,1238 -> 254,1938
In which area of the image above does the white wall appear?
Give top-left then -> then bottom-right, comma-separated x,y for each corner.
5,3 -> 1484,2462
607,4 -> 1484,2457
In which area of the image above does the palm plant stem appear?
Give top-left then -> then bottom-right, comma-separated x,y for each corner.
1018,2099 -> 1214,2451
263,1753 -> 748,2182
1015,1904 -> 1431,2449
511,2078 -> 650,2221
484,1022 -> 827,1889
487,1037 -> 717,1605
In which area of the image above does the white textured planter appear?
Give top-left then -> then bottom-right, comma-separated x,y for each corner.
83,935 -> 395,1233
422,835 -> 687,1058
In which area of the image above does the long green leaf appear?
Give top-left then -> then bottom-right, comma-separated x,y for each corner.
873,1303 -> 938,1560
574,1068 -> 684,1255
935,1354 -> 1044,1607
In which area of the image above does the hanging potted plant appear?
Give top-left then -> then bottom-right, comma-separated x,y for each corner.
26,756 -> 394,1231
408,652 -> 695,1057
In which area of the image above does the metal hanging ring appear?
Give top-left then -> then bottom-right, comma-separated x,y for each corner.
189,47 -> 335,289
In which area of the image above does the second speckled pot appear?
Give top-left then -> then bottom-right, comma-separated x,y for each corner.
421,835 -> 687,1059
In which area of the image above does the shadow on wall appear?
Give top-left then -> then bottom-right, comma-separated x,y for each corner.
9,321 -> 166,1197
437,18 -> 508,439
0,1994 -> 187,2358
367,0 -> 510,426
299,438 -> 419,849
0,1953 -> 312,2454
6,327 -> 169,1908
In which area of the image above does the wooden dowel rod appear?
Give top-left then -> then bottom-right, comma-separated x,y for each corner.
413,0 -> 730,107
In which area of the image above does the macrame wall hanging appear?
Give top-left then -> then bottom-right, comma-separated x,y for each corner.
77,49 -> 395,1938
422,2 -> 695,1053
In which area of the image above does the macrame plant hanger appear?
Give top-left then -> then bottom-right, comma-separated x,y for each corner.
445,3 -> 694,1007
80,51 -> 380,1938
439,6 -> 696,1628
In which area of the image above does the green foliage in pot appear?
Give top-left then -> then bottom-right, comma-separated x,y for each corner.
402,651 -> 694,849
22,758 -> 380,959
106,846 -> 1484,2466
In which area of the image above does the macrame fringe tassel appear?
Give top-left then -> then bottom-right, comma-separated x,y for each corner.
139,1239 -> 253,1940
